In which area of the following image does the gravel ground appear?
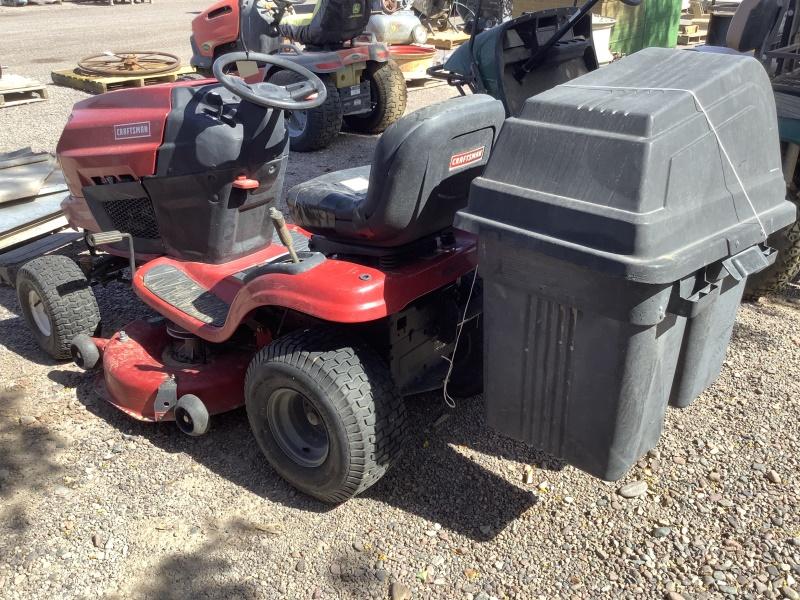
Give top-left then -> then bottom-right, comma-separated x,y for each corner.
1,279 -> 799,600
2,2 -> 800,600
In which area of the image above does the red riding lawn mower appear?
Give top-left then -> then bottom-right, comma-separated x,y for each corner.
190,0 -> 407,151
25,53 -> 495,503
15,35 -> 793,501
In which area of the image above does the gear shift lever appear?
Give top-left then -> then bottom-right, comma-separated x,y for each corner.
269,207 -> 300,264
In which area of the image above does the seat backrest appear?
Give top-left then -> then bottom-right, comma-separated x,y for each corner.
357,94 -> 506,247
280,0 -> 371,46
727,0 -> 782,52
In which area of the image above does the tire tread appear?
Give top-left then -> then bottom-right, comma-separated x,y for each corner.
269,70 -> 342,152
344,60 -> 407,135
16,255 -> 100,359
245,326 -> 407,503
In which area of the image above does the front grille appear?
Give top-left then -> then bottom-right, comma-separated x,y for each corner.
102,197 -> 161,240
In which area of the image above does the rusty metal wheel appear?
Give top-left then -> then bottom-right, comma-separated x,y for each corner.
77,51 -> 180,77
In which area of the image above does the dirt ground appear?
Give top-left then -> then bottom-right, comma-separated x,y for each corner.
1,2 -> 800,600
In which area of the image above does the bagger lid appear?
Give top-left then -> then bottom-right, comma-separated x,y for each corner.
457,48 -> 796,284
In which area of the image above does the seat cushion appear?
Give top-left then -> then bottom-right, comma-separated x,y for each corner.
286,165 -> 371,236
288,95 -> 505,248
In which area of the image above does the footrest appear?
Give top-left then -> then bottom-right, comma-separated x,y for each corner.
142,264 -> 230,327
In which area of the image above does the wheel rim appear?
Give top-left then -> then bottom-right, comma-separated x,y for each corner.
27,289 -> 51,337
267,388 -> 329,467
175,407 -> 194,434
285,110 -> 308,138
77,51 -> 181,77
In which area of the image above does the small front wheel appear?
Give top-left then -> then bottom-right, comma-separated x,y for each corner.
71,333 -> 100,370
245,327 -> 407,503
174,394 -> 210,437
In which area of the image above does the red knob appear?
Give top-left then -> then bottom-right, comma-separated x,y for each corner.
232,175 -> 259,190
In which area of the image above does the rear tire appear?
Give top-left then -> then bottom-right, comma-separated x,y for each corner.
16,255 -> 100,360
744,191 -> 800,300
344,60 -> 407,135
245,326 -> 407,503
269,70 -> 342,152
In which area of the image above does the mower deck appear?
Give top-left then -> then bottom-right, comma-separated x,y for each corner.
99,319 -> 251,422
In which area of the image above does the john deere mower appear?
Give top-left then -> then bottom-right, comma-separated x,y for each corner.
190,0 -> 407,151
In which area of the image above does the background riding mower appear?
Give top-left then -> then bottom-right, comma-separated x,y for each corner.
428,0 -> 639,116
190,0 -> 407,151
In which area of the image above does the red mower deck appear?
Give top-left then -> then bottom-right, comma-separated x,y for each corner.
94,319 -> 253,421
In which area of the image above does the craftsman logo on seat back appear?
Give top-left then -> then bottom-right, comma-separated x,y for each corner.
449,146 -> 485,171
114,121 -> 151,141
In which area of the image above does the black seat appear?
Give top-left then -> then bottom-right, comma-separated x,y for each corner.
286,94 -> 506,249
277,0 -> 371,47
694,0 -> 782,55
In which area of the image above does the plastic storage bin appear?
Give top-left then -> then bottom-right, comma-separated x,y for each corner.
456,48 -> 796,480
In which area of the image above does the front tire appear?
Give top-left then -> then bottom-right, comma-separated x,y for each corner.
344,60 -> 407,135
268,70 -> 343,152
16,255 -> 100,360
245,327 -> 407,503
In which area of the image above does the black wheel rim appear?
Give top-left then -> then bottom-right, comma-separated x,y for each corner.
176,407 -> 194,434
267,388 -> 329,467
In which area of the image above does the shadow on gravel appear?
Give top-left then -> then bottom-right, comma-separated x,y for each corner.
731,318 -> 786,347
130,528 -> 261,600
59,367 -> 544,541
362,394 -> 546,540
0,313 -> 61,367
55,369 -> 334,513
0,388 -> 64,535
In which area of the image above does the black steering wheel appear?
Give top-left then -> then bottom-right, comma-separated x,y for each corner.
212,52 -> 326,111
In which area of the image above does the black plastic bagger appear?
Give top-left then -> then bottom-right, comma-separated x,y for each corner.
456,47 -> 796,480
